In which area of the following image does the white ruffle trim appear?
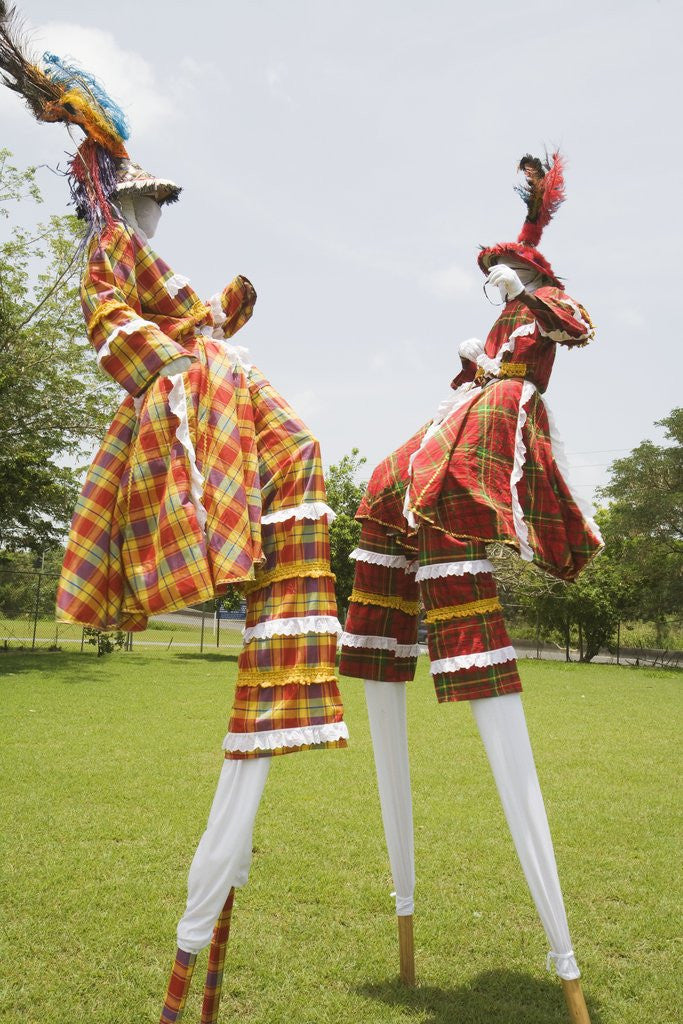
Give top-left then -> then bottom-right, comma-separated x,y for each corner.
510,380 -> 536,561
340,633 -> 421,658
415,559 -> 494,582
541,396 -> 604,546
168,374 -> 207,533
403,383 -> 481,528
98,316 -> 153,364
165,273 -> 191,298
262,501 -> 336,525
538,296 -> 591,343
430,645 -> 517,675
243,616 -> 342,642
475,319 -> 535,378
350,549 -> 418,573
222,721 -> 349,753
208,292 -> 227,327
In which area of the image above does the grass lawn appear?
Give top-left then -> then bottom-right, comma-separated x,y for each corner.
0,651 -> 680,1024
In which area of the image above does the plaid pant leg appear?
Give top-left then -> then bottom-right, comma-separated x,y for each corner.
225,467 -> 346,757
339,520 -> 420,683
417,526 -> 522,702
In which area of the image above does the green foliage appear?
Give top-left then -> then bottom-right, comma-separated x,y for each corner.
82,627 -> 127,656
325,447 -> 367,617
597,408 -> 682,643
0,149 -> 119,552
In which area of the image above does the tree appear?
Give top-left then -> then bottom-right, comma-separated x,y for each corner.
0,150 -> 119,552
597,409 -> 682,644
325,448 -> 367,617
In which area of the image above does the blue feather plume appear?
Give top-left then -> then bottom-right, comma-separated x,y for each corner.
42,50 -> 130,140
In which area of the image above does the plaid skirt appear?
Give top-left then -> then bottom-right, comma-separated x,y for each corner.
363,380 -> 603,581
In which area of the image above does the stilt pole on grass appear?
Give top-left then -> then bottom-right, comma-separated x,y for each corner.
397,914 -> 415,986
201,888 -> 236,1024
561,978 -> 592,1024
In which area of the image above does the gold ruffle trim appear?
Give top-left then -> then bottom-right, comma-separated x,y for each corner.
349,589 -> 421,616
236,667 -> 338,687
425,597 -> 502,623
87,299 -> 130,333
244,561 -> 335,592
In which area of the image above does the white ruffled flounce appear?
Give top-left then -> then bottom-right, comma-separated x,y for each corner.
340,632 -> 421,658
510,380 -> 536,561
243,615 -> 342,643
262,501 -> 336,525
167,374 -> 207,533
415,559 -> 494,582
222,721 -> 349,753
430,645 -> 517,675
350,549 -> 418,573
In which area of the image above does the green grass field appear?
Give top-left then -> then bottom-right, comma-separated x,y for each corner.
1,651 -> 680,1024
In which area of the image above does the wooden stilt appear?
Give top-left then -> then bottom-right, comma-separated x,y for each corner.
561,978 -> 592,1024
201,888 -> 236,1024
397,914 -> 415,987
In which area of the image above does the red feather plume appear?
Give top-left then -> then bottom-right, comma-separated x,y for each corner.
517,151 -> 566,247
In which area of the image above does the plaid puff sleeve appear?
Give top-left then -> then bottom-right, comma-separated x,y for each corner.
82,224 -> 195,396
522,287 -> 595,347
208,275 -> 257,340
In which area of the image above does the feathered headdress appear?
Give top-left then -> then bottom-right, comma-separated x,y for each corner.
0,2 -> 180,228
0,2 -> 129,155
478,150 -> 567,287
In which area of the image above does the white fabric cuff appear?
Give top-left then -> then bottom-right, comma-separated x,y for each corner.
261,501 -> 336,525
222,721 -> 348,753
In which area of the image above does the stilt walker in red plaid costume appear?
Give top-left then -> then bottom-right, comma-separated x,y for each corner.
1,8 -> 347,1021
340,153 -> 601,1024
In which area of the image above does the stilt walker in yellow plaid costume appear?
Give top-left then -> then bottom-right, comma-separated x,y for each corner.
0,9 -> 347,1021
340,154 -> 601,1024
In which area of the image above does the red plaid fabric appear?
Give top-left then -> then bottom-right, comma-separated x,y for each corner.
340,521 -> 420,683
340,519 -> 521,701
244,576 -> 338,627
225,460 -> 346,757
226,681 -> 346,759
159,947 -> 197,1024
200,889 -> 235,1024
410,381 -> 601,579
361,288 -> 601,582
58,217 -> 266,630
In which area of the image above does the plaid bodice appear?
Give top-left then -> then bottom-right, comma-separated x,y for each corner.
81,220 -> 256,396
475,287 -> 593,393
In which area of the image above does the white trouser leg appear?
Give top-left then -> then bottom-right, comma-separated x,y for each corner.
176,758 -> 271,954
364,680 -> 415,916
471,692 -> 580,979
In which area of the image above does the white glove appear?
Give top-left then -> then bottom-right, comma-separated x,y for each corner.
159,356 -> 193,378
458,337 -> 484,362
487,264 -> 524,301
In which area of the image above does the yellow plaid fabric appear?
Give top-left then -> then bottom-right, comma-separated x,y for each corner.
226,466 -> 345,756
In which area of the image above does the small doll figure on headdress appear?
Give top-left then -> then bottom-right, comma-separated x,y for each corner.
2,5 -> 348,1020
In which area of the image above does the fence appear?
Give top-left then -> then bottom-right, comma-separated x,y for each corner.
0,569 -> 244,653
0,568 -> 680,667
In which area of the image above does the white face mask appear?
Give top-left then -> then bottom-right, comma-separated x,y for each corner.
118,195 -> 162,239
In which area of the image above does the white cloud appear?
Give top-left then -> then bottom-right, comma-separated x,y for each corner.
0,21 -> 222,139
420,263 -> 477,300
40,23 -> 174,136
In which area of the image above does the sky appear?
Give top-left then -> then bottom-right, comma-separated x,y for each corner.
1,0 -> 681,507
